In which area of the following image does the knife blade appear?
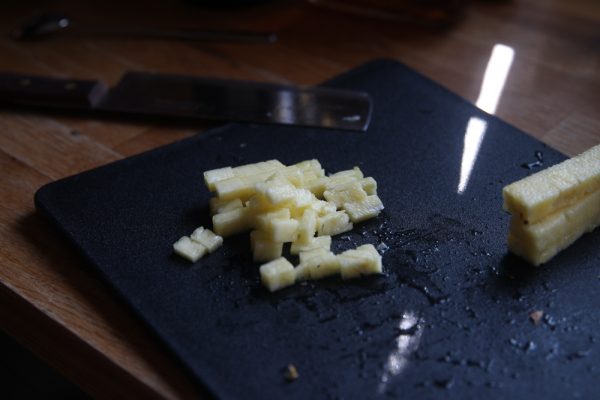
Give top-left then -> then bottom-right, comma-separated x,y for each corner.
0,71 -> 372,131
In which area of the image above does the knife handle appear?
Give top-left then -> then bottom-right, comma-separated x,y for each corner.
0,73 -> 108,109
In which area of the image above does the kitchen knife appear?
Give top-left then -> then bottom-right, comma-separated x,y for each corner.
0,71 -> 372,131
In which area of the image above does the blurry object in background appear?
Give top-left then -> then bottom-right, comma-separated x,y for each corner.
308,0 -> 469,28
186,0 -> 273,7
11,13 -> 277,43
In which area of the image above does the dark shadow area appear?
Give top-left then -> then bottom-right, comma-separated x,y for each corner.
14,211 -> 209,399
0,330 -> 90,400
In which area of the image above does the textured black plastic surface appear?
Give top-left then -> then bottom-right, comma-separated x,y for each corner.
35,60 -> 600,399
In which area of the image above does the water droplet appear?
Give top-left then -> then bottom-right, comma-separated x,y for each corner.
525,341 -> 537,352
377,242 -> 390,254
535,151 -> 544,162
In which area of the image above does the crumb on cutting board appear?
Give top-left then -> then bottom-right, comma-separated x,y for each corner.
529,310 -> 544,325
284,364 -> 299,381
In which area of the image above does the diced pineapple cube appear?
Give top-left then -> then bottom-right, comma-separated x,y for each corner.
212,207 -> 251,237
254,160 -> 286,171
323,181 -> 368,209
306,252 -> 340,280
173,236 -> 207,262
256,209 -> 291,230
264,218 -> 299,243
204,167 -> 235,192
296,209 -> 318,245
298,247 -> 329,264
361,177 -> 378,195
294,263 -> 312,281
232,160 -> 284,176
330,166 -> 364,180
290,235 -> 332,255
253,241 -> 284,263
281,167 -> 305,187
325,175 -> 357,189
309,199 -> 338,216
231,163 -> 260,177
214,177 -> 255,202
255,175 -> 297,205
250,230 -> 284,262
288,190 -> 318,219
317,211 -> 353,236
260,257 -> 296,292
209,197 -> 244,215
292,159 -> 323,172
344,195 -> 384,223
338,244 -> 382,279
304,177 -> 331,198
245,194 -> 282,214
293,189 -> 317,208
191,227 -> 223,253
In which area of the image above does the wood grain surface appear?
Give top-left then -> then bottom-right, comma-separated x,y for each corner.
1,0 -> 599,398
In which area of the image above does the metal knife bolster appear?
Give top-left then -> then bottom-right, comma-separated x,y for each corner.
0,72 -> 108,108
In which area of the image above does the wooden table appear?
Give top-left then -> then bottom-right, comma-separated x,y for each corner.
1,0 -> 599,398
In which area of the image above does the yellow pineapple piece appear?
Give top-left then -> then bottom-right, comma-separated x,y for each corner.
233,160 -> 284,176
214,171 -> 277,201
254,174 -> 296,205
255,209 -> 291,229
303,176 -> 331,198
212,207 -> 252,237
337,244 -> 382,279
294,263 -> 312,281
290,235 -> 332,255
173,236 -> 207,262
329,167 -> 364,180
291,159 -> 323,173
298,247 -> 329,264
204,160 -> 284,192
317,211 -> 353,236
344,195 -> 384,223
245,194 -> 283,214
204,167 -> 234,192
503,144 -> 600,223
323,181 -> 368,209
508,189 -> 600,265
360,177 -> 378,195
267,218 -> 299,243
260,257 -> 296,292
209,198 -> 244,215
190,227 -> 223,253
309,200 -> 337,217
250,230 -> 283,262
296,209 -> 318,245
305,252 -> 341,280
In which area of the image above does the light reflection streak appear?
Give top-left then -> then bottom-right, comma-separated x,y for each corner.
457,44 -> 515,194
275,90 -> 295,123
457,117 -> 488,194
378,311 -> 424,393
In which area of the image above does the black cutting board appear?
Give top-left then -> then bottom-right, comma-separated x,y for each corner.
35,60 -> 600,399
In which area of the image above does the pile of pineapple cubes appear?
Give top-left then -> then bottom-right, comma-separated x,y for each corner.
175,159 -> 385,292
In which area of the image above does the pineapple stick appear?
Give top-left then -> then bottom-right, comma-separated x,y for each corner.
503,144 -> 600,224
508,189 -> 600,265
